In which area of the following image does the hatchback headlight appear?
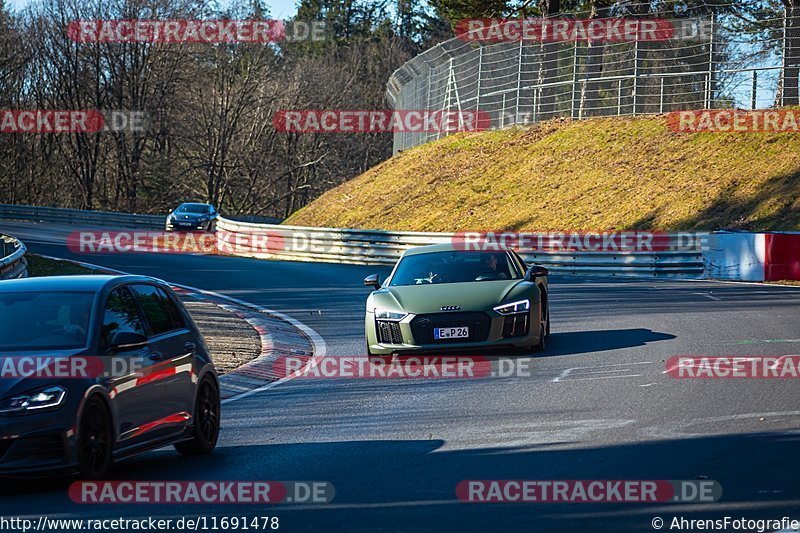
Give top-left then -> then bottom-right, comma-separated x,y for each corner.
493,299 -> 530,315
0,386 -> 67,415
374,308 -> 407,321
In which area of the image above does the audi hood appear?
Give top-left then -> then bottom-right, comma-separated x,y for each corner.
368,279 -> 536,315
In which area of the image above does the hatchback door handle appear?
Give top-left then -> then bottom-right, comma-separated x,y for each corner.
148,352 -> 165,361
184,342 -> 196,352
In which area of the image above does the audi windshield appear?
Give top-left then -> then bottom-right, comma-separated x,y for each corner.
389,251 -> 520,286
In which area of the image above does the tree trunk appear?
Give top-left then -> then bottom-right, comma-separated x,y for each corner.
537,0 -> 561,119
583,2 -> 610,116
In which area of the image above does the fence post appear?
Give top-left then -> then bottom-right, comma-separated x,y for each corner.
579,79 -> 587,119
707,13 -> 715,109
632,37 -> 639,115
752,70 -> 758,109
426,66 -> 432,111
516,38 -> 524,121
617,79 -> 622,115
571,41 -> 579,119
659,77 -> 665,113
425,66 -> 433,147
438,57 -> 454,140
476,45 -> 483,112
782,11 -> 787,107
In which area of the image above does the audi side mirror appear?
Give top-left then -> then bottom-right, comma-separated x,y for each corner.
364,274 -> 381,289
525,265 -> 549,281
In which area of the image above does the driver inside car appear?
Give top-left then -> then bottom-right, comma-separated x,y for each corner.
63,304 -> 90,340
478,253 -> 508,280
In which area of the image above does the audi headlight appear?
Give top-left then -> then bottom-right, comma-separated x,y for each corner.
374,308 -> 407,321
493,299 -> 530,315
0,386 -> 67,415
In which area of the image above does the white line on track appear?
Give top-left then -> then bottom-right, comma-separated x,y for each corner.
556,374 -> 644,382
551,361 -> 652,382
693,292 -> 721,301
171,286 -> 328,405
677,278 -> 800,290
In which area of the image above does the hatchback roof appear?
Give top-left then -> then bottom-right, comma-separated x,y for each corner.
0,274 -> 162,292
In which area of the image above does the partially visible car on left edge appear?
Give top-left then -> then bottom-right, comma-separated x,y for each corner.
0,275 -> 220,479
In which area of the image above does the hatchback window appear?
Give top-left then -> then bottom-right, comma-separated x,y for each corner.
0,291 -> 93,350
101,288 -> 145,350
130,285 -> 186,336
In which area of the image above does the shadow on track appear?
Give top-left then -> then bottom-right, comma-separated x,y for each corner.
540,328 -> 676,357
2,430 -> 799,532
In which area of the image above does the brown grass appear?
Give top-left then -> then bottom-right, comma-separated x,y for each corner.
285,115 -> 800,232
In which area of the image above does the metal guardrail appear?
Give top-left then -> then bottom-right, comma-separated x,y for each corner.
0,204 -> 163,229
0,234 -> 28,279
0,204 -> 706,277
216,217 -> 707,277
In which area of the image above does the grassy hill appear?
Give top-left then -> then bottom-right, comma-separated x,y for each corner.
285,115 -> 800,232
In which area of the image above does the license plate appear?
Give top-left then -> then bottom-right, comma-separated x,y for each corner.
434,326 -> 469,340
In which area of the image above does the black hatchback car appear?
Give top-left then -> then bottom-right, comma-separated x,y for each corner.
0,275 -> 220,479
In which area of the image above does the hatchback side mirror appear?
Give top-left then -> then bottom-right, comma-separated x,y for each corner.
108,331 -> 148,352
364,274 -> 381,290
525,265 -> 549,281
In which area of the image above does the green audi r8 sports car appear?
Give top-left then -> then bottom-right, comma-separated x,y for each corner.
364,243 -> 550,356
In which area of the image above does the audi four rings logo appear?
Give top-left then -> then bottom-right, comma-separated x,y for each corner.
441,305 -> 461,311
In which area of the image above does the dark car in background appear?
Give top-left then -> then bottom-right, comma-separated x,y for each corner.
0,275 -> 220,479
165,203 -> 218,232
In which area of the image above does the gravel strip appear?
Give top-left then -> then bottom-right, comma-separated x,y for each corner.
179,297 -> 262,375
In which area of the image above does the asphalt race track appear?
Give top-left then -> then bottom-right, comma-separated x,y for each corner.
2,220 -> 800,532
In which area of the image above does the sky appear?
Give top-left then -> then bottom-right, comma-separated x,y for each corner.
4,0 -> 301,19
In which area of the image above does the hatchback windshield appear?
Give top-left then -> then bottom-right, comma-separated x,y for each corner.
389,251 -> 519,286
177,204 -> 211,214
0,291 -> 94,350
